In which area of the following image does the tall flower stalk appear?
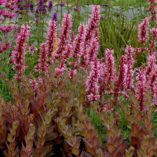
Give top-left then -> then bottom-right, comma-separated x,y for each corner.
55,14 -> 72,59
46,17 -> 57,64
138,18 -> 149,45
11,25 -> 30,80
86,59 -> 100,101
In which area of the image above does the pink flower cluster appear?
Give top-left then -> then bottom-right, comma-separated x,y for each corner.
98,49 -> 115,97
35,43 -> 49,75
86,59 -> 100,101
114,55 -> 128,101
136,69 -> 147,111
104,49 -> 115,86
125,45 -> 134,89
7,4 -> 157,114
86,38 -> 99,65
85,42 -> 157,112
56,14 -> 72,59
138,18 -> 149,44
11,25 -> 30,80
85,5 -> 100,42
73,24 -> 86,59
0,25 -> 14,33
52,6 -> 101,80
146,52 -> 156,85
46,18 -> 57,64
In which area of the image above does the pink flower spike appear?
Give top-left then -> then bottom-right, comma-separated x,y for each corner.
46,18 -> 57,64
136,69 -> 147,111
88,5 -> 100,31
56,14 -> 72,59
85,5 -> 100,42
117,55 -> 128,91
114,55 -> 128,104
146,52 -> 156,82
86,38 -> 99,65
86,59 -> 100,101
138,18 -> 149,44
104,48 -> 115,86
125,45 -> 134,89
63,44 -> 73,60
35,43 -> 49,75
73,24 -> 86,58
11,25 -> 30,80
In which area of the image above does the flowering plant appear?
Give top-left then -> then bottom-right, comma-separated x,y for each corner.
0,1 -> 157,157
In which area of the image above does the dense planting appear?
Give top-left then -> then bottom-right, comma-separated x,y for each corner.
1,0 -> 157,157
